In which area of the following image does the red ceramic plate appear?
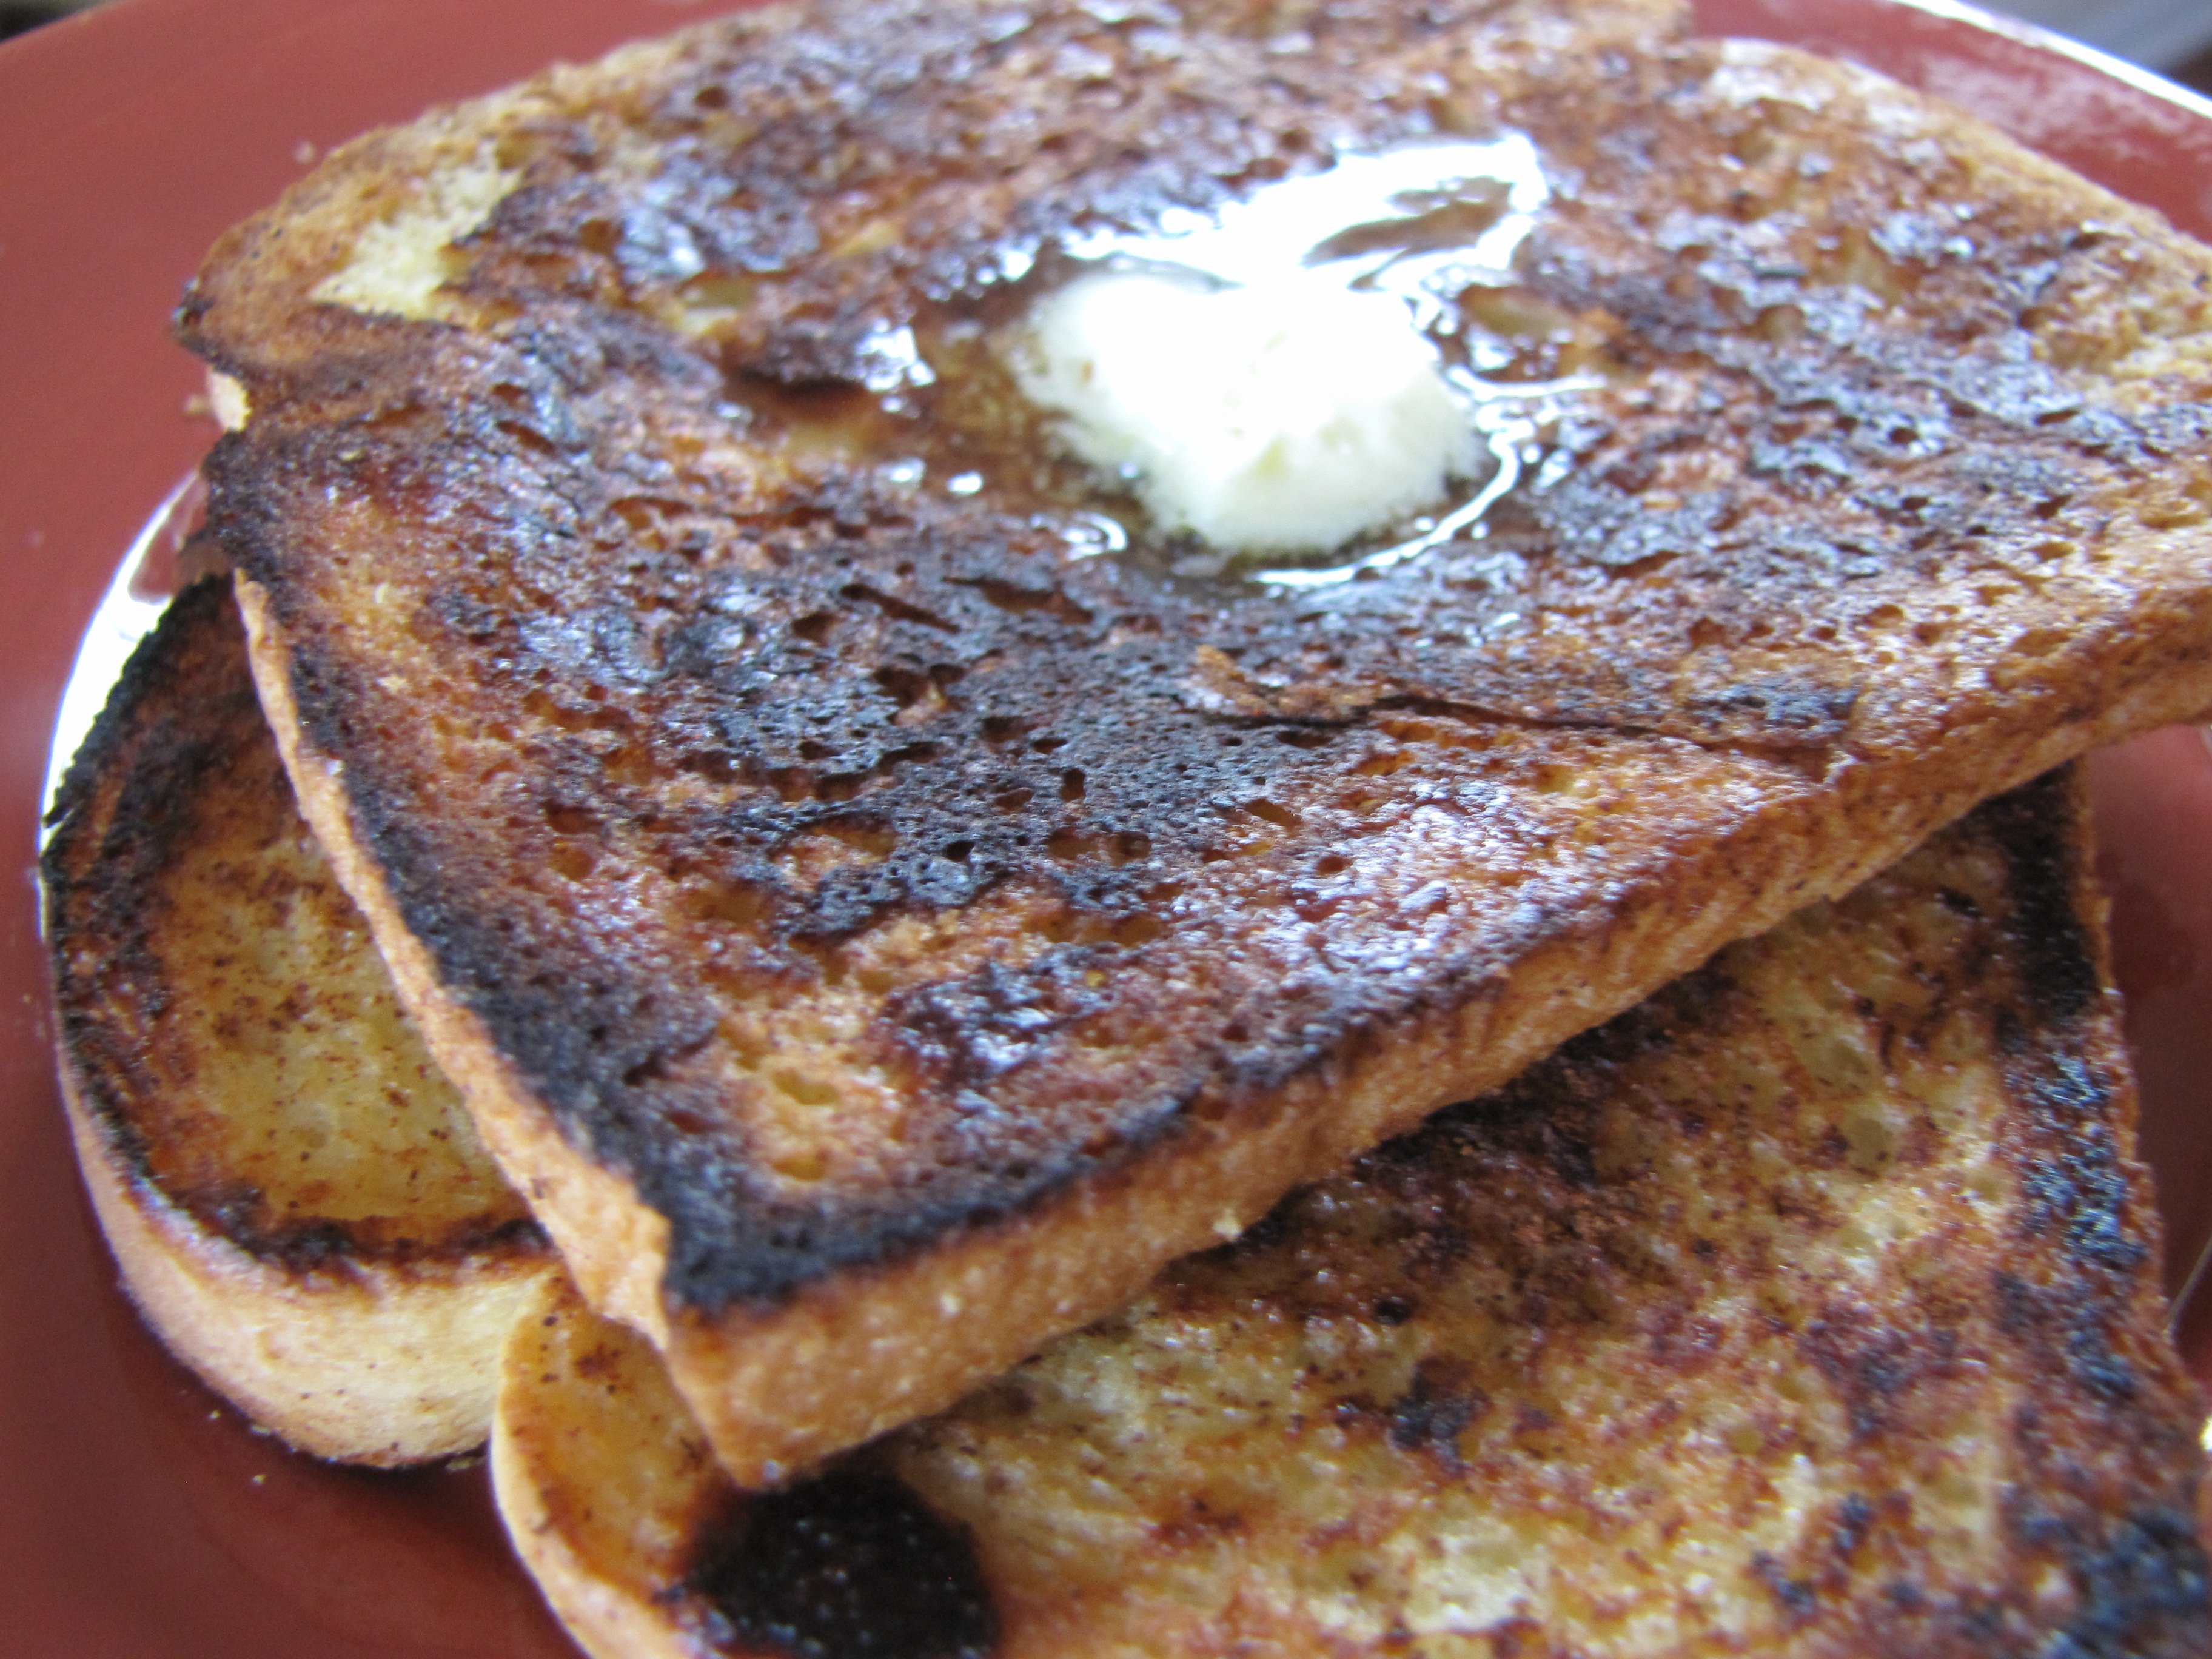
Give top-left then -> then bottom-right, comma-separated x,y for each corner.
4,1 -> 2210,1653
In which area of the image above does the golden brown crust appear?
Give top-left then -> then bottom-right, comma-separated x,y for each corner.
494,774 -> 2211,1657
189,0 -> 2212,1481
494,1275 -> 738,1659
59,1080 -> 548,1464
42,581 -> 552,1463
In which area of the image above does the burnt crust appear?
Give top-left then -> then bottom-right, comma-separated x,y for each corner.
184,0 -> 2212,1472
41,579 -> 543,1270
685,1469 -> 1000,1659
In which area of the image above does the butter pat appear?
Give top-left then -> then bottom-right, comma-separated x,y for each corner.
1017,271 -> 1473,557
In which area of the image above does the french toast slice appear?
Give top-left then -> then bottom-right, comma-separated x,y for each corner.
41,578 -> 551,1465
181,0 -> 2212,1481
495,770 -> 2212,1657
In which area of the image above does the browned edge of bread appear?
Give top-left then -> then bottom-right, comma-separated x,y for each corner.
493,1275 -> 719,1659
42,578 -> 552,1464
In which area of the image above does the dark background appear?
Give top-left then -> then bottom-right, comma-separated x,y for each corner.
1,2 -> 81,35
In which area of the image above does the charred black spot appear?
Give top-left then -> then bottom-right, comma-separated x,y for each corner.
953,575 -> 1093,627
1831,1493 -> 1874,1561
1222,1204 -> 1295,1256
1800,1313 -> 1937,1440
45,584 -> 258,1184
1751,1551 -> 1818,1620
1979,770 -> 2099,1024
2011,1053 -> 2147,1279
222,1205 -> 546,1272
201,1190 -> 351,1267
2062,1321 -> 2139,1405
1384,1359 -> 1485,1470
2023,1506 -> 2211,1659
689,1469 -> 999,1659
1994,1273 -> 2144,1410
1532,475 -> 1732,571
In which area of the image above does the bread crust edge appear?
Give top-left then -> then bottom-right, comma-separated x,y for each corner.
55,1039 -> 552,1466
490,1273 -> 710,1659
235,575 -> 676,1347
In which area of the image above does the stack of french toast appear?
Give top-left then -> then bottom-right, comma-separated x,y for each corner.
43,0 -> 2212,1651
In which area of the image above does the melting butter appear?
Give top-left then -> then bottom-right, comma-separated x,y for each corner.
1017,270 -> 1472,555
1013,135 -> 1570,571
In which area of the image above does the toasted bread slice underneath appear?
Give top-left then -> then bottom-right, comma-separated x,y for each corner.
495,771 -> 2209,1656
42,580 -> 551,1464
